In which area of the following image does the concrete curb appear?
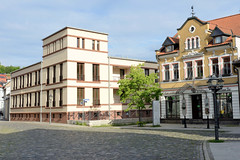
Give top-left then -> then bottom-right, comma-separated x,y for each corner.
202,141 -> 214,160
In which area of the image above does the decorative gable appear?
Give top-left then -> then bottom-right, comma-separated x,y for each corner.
162,37 -> 175,46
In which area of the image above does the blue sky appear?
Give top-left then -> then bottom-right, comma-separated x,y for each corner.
0,0 -> 239,67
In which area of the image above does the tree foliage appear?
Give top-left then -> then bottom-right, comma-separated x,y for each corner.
117,64 -> 162,124
0,63 -> 20,74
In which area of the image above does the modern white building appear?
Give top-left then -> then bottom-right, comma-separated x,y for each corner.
10,27 -> 158,124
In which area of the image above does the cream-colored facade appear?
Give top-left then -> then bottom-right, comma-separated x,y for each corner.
10,27 -> 158,123
156,14 -> 240,122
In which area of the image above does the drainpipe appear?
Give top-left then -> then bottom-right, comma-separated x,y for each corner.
108,56 -> 111,120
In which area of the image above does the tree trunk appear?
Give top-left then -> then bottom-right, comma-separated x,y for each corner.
138,108 -> 143,127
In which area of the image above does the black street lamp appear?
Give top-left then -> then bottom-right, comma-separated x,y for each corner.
207,75 -> 224,141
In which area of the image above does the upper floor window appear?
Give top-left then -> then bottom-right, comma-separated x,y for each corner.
97,41 -> 100,51
155,69 -> 159,83
82,38 -> 85,49
93,64 -> 99,81
77,88 -> 84,105
187,39 -> 190,49
60,63 -> 63,81
53,66 -> 56,83
212,58 -> 219,77
93,88 -> 100,105
173,64 -> 179,80
192,38 -> 195,49
186,62 -> 192,80
164,65 -> 170,81
196,60 -> 203,78
120,69 -> 125,79
145,69 -> 149,76
196,37 -> 199,48
223,57 -> 231,76
77,38 -> 80,48
77,63 -> 84,81
92,40 -> 95,50
214,36 -> 222,44
47,68 -> 50,84
166,45 -> 173,52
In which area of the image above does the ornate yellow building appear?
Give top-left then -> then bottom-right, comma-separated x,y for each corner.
156,14 -> 240,122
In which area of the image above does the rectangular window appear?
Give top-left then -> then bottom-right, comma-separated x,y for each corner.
38,92 -> 40,106
53,89 -> 55,107
77,88 -> 84,105
35,71 -> 37,85
22,94 -> 24,107
186,62 -> 193,80
59,88 -> 63,106
26,94 -> 28,107
166,45 -> 173,52
93,64 -> 99,81
53,65 -> 56,83
212,59 -> 219,77
93,88 -> 100,105
97,41 -> 100,51
29,93 -> 31,106
120,69 -> 125,79
77,38 -> 80,48
173,64 -> 179,80
59,114 -> 62,119
92,40 -> 95,50
165,96 -> 180,119
223,57 -> 231,76
155,69 -> 159,83
22,75 -> 24,88
47,68 -> 49,84
164,65 -> 170,81
27,74 -> 28,87
35,92 -> 37,106
38,70 -> 41,85
215,36 -> 222,44
145,69 -> 149,76
53,114 -> 55,119
20,76 -> 22,89
82,38 -> 85,49
46,90 -> 49,107
60,63 -> 63,81
196,61 -> 203,78
217,93 -> 233,118
77,63 -> 84,81
30,73 -> 32,86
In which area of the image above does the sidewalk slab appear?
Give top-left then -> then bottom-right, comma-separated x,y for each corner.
209,141 -> 240,160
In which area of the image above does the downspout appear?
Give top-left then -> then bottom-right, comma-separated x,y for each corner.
108,56 -> 111,120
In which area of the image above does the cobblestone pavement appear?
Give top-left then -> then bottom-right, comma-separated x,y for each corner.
0,121 -> 239,160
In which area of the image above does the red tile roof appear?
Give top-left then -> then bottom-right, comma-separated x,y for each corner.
208,14 -> 240,36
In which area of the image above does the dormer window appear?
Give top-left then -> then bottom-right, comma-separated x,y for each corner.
214,36 -> 222,44
166,45 -> 173,52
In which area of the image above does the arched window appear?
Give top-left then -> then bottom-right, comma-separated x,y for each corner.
192,38 -> 195,49
196,37 -> 199,48
187,39 -> 190,49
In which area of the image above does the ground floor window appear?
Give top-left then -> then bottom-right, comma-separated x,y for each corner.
217,92 -> 233,118
165,95 -> 180,119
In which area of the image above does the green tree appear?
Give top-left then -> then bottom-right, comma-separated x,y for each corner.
0,62 -> 20,74
118,64 -> 162,126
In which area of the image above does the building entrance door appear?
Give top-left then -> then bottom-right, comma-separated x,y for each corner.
192,94 -> 202,119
